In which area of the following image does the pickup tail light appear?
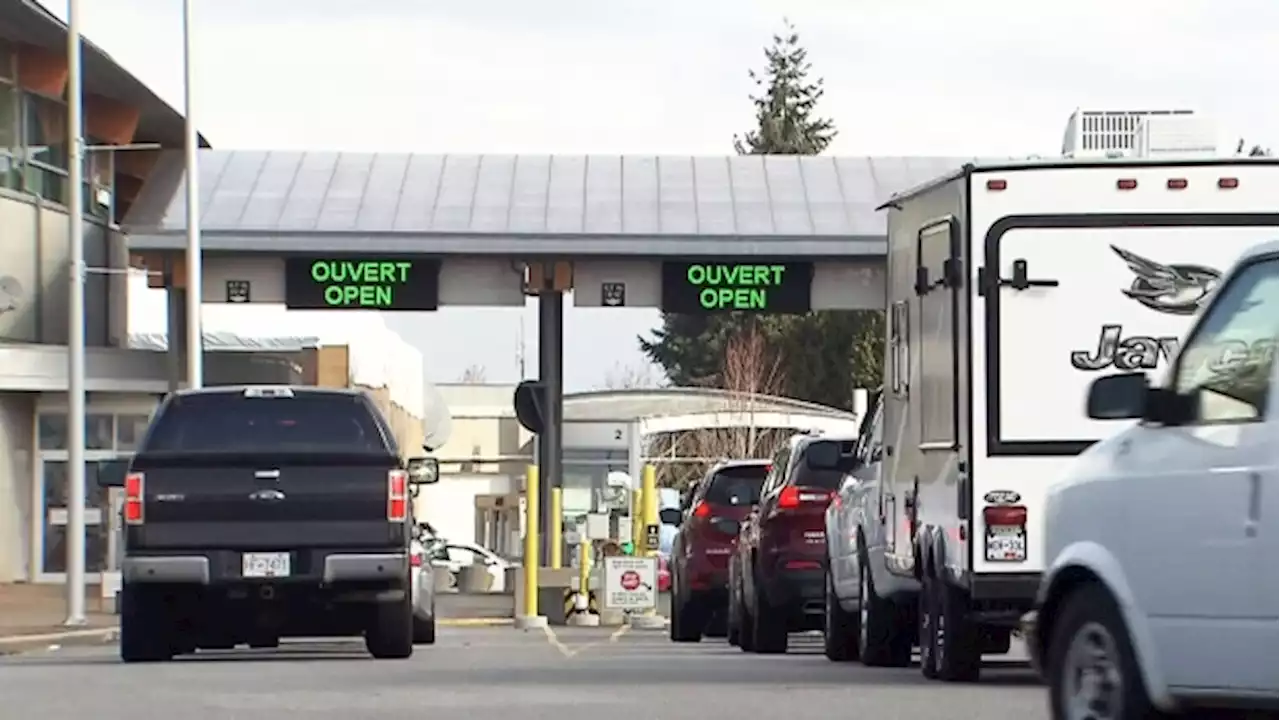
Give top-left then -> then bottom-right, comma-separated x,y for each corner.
124,472 -> 145,525
777,486 -> 833,510
387,470 -> 409,522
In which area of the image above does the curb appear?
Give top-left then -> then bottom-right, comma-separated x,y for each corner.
0,627 -> 119,655
438,617 -> 514,627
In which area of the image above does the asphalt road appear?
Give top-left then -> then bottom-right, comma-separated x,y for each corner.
0,627 -> 1047,720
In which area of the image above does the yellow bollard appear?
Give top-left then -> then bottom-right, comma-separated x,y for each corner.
631,489 -> 643,552
522,465 -> 540,620
550,487 -> 563,570
642,464 -> 659,556
637,464 -> 662,623
578,538 -> 591,600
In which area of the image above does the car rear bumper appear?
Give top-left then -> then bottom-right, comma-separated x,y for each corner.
763,565 -> 825,612
123,550 -> 408,586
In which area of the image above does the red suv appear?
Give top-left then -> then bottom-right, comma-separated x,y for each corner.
669,460 -> 770,643
729,434 -> 854,654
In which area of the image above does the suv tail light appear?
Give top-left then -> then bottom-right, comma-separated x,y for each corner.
387,470 -> 408,522
124,472 -> 145,525
777,486 -> 833,510
691,501 -> 711,518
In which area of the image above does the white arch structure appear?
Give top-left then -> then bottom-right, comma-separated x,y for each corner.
638,410 -> 859,438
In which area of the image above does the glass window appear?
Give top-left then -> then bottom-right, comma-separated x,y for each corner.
890,301 -> 910,395
38,414 -> 66,450
703,465 -> 768,506
1172,257 -> 1278,424
86,413 -> 113,450
39,412 -> 117,450
115,413 -> 152,451
446,546 -> 478,565
23,94 -> 68,170
0,40 -> 12,81
0,83 -> 17,149
143,391 -> 389,453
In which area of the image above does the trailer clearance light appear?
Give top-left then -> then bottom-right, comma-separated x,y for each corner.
1166,178 -> 1188,190
1116,178 -> 1138,190
985,179 -> 1007,191
1218,177 -> 1239,189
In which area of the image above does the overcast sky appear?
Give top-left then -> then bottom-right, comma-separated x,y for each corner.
50,0 -> 1279,391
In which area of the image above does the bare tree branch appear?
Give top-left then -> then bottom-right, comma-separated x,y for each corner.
601,362 -> 665,390
458,364 -> 488,384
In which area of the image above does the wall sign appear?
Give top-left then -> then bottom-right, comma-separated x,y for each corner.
284,257 -> 440,310
225,279 -> 251,303
661,261 -> 812,313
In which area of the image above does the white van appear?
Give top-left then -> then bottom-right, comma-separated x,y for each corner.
1030,240 -> 1278,718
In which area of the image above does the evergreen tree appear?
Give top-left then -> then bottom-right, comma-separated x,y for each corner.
640,21 -> 883,409
733,20 -> 837,156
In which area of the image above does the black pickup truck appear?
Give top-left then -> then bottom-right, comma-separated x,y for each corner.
100,385 -> 439,663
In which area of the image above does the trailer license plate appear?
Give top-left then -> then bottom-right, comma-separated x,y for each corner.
985,526 -> 1026,562
242,552 -> 291,578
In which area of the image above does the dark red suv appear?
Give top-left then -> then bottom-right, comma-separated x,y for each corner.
669,460 -> 770,643
729,434 -> 855,654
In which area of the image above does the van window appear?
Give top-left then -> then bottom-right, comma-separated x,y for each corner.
143,392 -> 388,453
1172,256 -> 1278,423
790,439 -> 856,489
703,465 -> 769,506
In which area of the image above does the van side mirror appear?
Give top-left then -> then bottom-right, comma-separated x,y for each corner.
97,459 -> 130,488
407,457 -> 440,485
1086,373 -> 1149,420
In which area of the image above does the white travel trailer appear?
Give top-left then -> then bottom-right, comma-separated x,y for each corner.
868,157 -> 1279,682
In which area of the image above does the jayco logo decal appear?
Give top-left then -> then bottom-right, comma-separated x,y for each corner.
1070,247 -> 1223,372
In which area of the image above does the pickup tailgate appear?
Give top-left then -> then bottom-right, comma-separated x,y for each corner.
130,453 -> 400,549
126,387 -> 406,550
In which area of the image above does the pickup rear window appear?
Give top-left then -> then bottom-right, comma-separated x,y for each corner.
704,465 -> 769,506
143,392 -> 388,453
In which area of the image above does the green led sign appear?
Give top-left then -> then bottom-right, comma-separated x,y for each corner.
284,257 -> 440,311
661,261 -> 812,313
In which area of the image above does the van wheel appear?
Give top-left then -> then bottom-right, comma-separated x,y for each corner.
119,584 -> 174,663
751,578 -> 788,654
1047,584 -> 1160,720
413,612 -> 437,645
919,574 -> 940,679
857,558 -> 911,667
823,571 -> 860,662
670,584 -> 702,643
935,577 -> 982,682
365,594 -> 414,660
737,585 -> 757,652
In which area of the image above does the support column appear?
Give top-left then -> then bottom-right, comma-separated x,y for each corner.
166,287 -> 188,392
536,290 -> 563,566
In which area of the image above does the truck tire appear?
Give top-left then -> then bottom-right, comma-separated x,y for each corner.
919,574 -> 940,678
119,584 -> 174,663
413,613 -> 437,645
1046,584 -> 1159,720
935,577 -> 982,682
751,578 -> 788,654
365,593 -> 414,660
857,559 -> 911,667
823,571 -> 860,662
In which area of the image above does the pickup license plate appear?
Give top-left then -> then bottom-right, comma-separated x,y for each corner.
984,526 -> 1026,562
242,552 -> 291,578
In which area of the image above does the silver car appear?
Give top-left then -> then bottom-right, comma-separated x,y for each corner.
410,534 -> 438,644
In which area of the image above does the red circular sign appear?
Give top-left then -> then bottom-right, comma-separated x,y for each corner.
620,570 -> 641,591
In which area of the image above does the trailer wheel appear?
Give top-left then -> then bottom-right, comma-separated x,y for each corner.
935,577 -> 982,682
